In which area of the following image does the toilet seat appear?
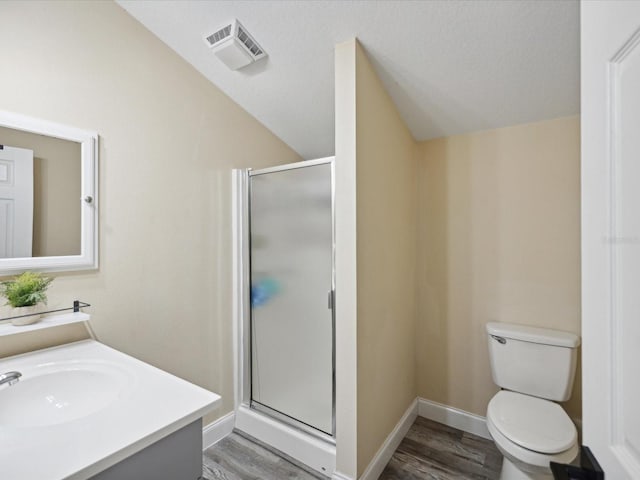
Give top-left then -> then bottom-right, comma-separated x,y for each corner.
488,415 -> 579,477
487,391 -> 576,454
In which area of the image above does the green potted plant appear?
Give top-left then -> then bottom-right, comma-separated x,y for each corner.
1,272 -> 53,326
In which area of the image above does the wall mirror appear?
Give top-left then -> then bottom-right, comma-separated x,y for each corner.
0,111 -> 97,274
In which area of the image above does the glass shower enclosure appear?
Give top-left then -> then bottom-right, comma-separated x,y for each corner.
246,158 -> 335,438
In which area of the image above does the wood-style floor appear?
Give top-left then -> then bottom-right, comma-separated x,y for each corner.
379,417 -> 502,479
202,417 -> 502,480
203,431 -> 327,480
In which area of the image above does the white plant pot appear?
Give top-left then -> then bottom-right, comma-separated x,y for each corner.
11,305 -> 42,326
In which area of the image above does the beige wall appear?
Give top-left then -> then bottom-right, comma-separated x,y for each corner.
355,41 -> 418,475
0,126 -> 81,257
335,39 -> 418,477
416,116 -> 582,420
0,0 -> 300,424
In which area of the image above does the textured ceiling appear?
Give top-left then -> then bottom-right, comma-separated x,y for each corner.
117,0 -> 580,159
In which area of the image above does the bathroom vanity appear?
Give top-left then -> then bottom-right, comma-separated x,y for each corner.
0,335 -> 220,479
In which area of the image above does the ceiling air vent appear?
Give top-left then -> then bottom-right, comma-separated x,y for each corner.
205,25 -> 232,47
204,20 -> 267,71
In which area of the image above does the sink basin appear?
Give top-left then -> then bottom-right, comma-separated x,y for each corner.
0,361 -> 130,428
0,339 -> 220,480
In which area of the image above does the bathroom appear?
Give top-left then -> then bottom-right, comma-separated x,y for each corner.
0,1 -> 636,479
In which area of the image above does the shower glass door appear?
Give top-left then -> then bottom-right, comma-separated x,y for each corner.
248,159 -> 334,437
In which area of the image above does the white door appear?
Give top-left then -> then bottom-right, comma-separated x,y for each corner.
582,2 -> 640,478
0,145 -> 34,258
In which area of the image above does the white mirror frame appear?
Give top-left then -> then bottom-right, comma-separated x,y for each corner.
0,111 -> 98,274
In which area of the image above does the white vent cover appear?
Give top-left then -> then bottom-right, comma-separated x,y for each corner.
204,20 -> 267,70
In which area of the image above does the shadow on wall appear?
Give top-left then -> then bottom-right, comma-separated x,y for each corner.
417,135 -> 500,415
565,353 -> 582,424
417,135 -> 450,407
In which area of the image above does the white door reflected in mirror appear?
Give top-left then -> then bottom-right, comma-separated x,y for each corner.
0,126 -> 82,259
0,146 -> 34,258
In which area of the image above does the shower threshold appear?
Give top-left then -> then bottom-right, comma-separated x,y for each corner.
250,400 -> 335,444
235,404 -> 336,477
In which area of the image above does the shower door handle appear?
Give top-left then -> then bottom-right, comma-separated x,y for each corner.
328,290 -> 334,310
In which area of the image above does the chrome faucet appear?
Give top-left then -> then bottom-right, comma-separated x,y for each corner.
0,371 -> 22,387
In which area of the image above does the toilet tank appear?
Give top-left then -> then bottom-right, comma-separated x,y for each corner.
486,322 -> 580,402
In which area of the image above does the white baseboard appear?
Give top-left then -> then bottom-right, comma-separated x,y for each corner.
359,398 -> 418,480
202,411 -> 236,450
417,397 -> 491,440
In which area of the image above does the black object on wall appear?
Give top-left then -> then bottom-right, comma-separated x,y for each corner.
551,445 -> 604,480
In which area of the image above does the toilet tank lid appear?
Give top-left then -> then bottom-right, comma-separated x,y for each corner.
486,322 -> 580,348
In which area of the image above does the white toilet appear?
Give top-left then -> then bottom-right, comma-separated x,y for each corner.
486,322 -> 581,480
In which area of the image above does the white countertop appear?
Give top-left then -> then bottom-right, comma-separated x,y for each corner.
0,339 -> 220,479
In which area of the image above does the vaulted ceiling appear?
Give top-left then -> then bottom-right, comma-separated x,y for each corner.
118,0 -> 580,159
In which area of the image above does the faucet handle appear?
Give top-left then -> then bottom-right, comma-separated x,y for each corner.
0,371 -> 22,387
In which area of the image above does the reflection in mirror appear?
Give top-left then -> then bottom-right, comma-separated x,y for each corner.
0,111 -> 97,274
0,126 -> 81,258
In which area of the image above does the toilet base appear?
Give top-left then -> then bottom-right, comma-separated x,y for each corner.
500,458 -> 553,480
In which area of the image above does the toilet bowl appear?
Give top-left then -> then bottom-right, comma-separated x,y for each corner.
487,391 -> 578,480
485,323 -> 581,480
